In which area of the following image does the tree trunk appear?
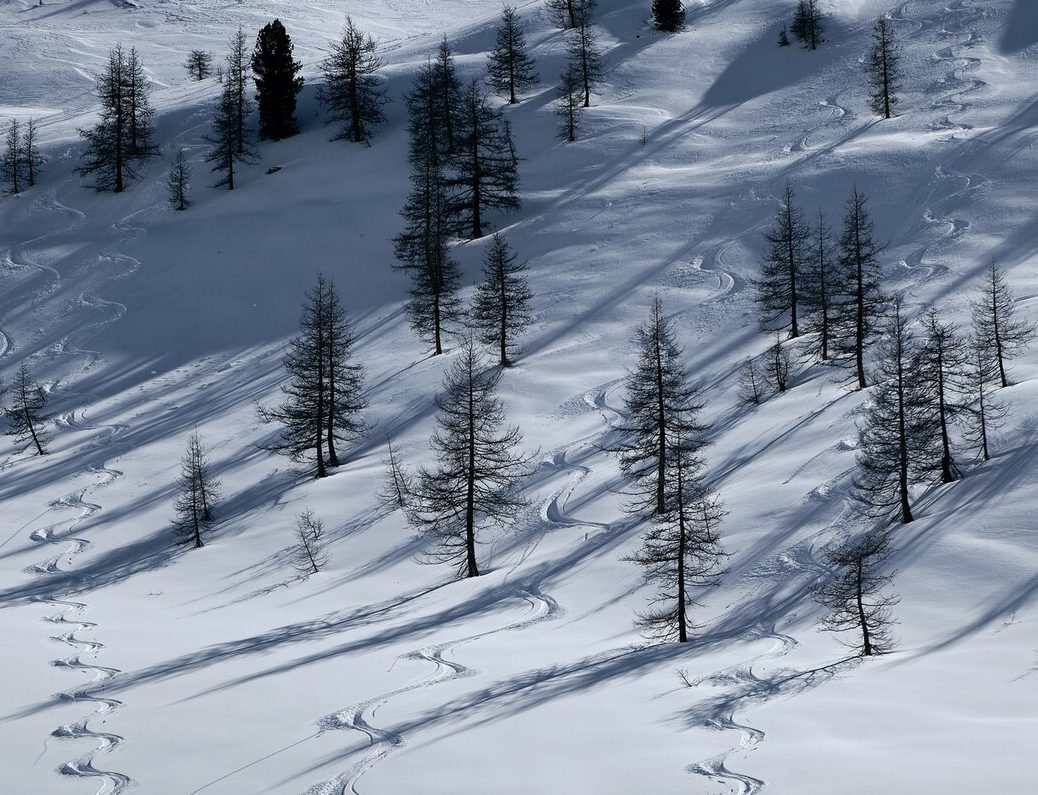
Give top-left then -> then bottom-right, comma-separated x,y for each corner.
856,560 -> 872,655
465,371 -> 479,577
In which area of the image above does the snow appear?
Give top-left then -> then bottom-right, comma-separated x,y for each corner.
1,0 -> 1037,792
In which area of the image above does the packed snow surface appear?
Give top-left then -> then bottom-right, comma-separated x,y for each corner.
1,0 -> 1036,792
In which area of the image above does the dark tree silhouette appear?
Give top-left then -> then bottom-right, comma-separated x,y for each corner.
5,363 -> 49,456
614,297 -> 706,516
866,17 -> 902,119
970,261 -> 1035,388
919,308 -> 966,483
766,332 -> 794,393
791,0 -> 825,50
2,118 -> 21,194
77,46 -> 154,192
778,26 -> 791,47
172,431 -> 221,548
226,28 -> 253,155
447,80 -> 520,239
205,76 -> 252,190
834,188 -> 886,390
488,6 -> 539,104
186,50 -> 214,81
738,356 -> 766,405
755,183 -> 810,338
376,438 -> 414,512
804,210 -> 835,361
166,148 -> 191,210
815,530 -> 899,656
22,117 -> 42,187
471,234 -> 533,366
652,0 -> 686,33
395,63 -> 461,354
963,339 -> 1008,462
259,275 -> 366,477
567,2 -> 603,108
625,441 -> 726,643
292,509 -> 329,575
546,0 -> 597,30
433,36 -> 464,154
408,339 -> 531,578
853,299 -> 936,524
252,20 -> 304,140
319,17 -> 389,144
556,63 -> 584,142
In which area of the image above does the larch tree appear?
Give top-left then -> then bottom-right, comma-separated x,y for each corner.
866,17 -> 902,119
292,509 -> 330,575
919,308 -> 966,483
77,45 -> 154,192
625,439 -> 727,643
5,363 -> 49,456
852,298 -> 936,524
766,332 -> 794,393
962,339 -> 1007,462
487,6 -> 539,105
22,117 -> 42,187
205,76 -> 251,190
755,183 -> 810,339
408,338 -> 531,579
394,63 -> 462,355
447,80 -> 520,239
556,62 -> 584,142
471,234 -> 533,366
376,438 -> 414,512
815,530 -> 899,657
791,0 -> 825,50
318,17 -> 389,144
226,28 -> 253,155
2,118 -> 21,194
738,356 -> 767,405
834,187 -> 886,390
567,1 -> 603,108
186,50 -> 214,81
253,19 -> 304,141
172,431 -> 221,548
259,274 -> 366,478
614,297 -> 707,516
970,261 -> 1035,388
433,37 -> 464,155
652,0 -> 686,33
546,0 -> 597,30
804,210 -> 835,361
166,148 -> 191,210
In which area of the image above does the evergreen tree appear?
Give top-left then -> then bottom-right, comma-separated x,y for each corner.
253,19 -> 304,141
652,0 -> 686,33
970,261 -> 1035,388
292,509 -> 329,575
226,28 -> 253,155
21,118 -> 42,187
866,17 -> 902,119
433,37 -> 464,154
567,2 -> 603,108
318,17 -> 389,144
755,183 -> 810,338
803,210 -> 835,361
614,297 -> 706,516
5,363 -> 49,456
556,63 -> 584,142
834,188 -> 886,390
77,45 -> 154,192
259,275 -> 366,477
853,299 -> 936,524
791,0 -> 825,50
394,64 -> 461,355
815,530 -> 899,656
166,148 -> 191,210
205,76 -> 251,190
2,118 -> 21,194
919,308 -> 966,483
471,234 -> 533,366
186,50 -> 214,81
172,431 -> 221,548
447,80 -> 520,239
625,438 -> 726,643
487,6 -> 539,104
408,338 -> 531,578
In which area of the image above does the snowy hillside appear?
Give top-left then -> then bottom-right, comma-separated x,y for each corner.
1,0 -> 1036,792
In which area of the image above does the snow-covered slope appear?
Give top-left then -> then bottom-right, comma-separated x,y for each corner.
1,0 -> 1036,792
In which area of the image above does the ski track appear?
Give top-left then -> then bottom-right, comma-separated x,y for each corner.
305,584 -> 561,795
